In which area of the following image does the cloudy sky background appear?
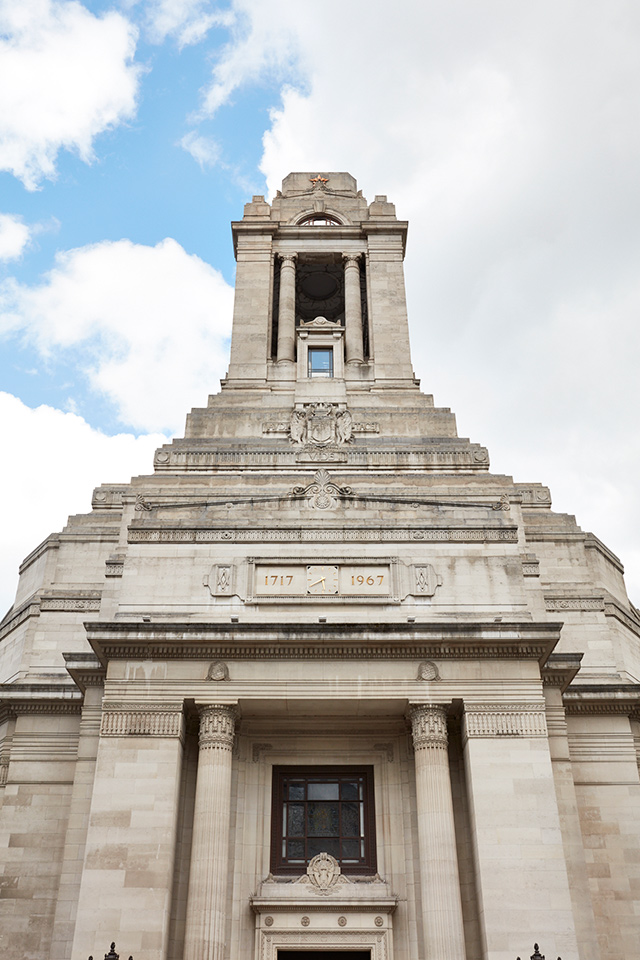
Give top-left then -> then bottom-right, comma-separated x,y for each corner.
1,0 -> 639,615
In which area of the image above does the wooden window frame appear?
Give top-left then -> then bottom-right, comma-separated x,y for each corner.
270,765 -> 377,877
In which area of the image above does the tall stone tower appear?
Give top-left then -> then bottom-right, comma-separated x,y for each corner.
1,173 -> 639,960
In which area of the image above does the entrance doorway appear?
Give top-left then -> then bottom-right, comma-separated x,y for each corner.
278,954 -> 371,960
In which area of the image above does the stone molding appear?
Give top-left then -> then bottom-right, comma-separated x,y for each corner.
198,703 -> 238,751
128,524 -> 518,544
40,592 -> 101,612
105,555 -> 125,578
462,703 -> 547,740
410,704 -> 448,751
604,599 -> 640,639
0,601 -> 40,642
101,703 -> 184,738
152,446 -> 490,471
544,596 -> 604,612
86,621 -> 561,664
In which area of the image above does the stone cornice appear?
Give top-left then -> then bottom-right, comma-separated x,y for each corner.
85,621 -> 561,665
562,684 -> 640,719
63,652 -> 106,691
0,682 -> 83,722
541,653 -> 583,691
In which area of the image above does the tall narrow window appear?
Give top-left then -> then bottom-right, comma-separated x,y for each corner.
308,347 -> 333,378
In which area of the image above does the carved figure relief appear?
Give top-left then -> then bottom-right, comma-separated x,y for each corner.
417,661 -> 440,681
289,403 -> 354,447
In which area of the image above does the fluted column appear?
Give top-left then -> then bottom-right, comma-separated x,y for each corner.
343,254 -> 364,363
276,254 -> 297,363
184,704 -> 238,960
410,704 -> 466,960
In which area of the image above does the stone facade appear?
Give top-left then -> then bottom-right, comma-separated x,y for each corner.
1,172 -> 639,960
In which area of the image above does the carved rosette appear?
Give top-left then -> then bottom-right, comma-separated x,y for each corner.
198,703 -> 237,751
410,704 -> 448,751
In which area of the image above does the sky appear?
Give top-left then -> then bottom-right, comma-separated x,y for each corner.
1,0 -> 639,615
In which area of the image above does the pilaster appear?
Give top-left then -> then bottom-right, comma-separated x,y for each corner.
462,702 -> 580,960
70,701 -> 185,960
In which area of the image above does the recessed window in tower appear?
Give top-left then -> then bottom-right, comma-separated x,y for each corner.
296,259 -> 344,324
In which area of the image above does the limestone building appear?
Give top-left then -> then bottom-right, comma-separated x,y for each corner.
1,172 -> 639,960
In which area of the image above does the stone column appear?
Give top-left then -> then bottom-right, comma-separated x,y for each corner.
410,704 -> 466,960
183,704 -> 238,960
276,254 -> 297,364
343,254 -> 364,363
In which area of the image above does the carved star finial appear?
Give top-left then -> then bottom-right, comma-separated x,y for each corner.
310,175 -> 329,184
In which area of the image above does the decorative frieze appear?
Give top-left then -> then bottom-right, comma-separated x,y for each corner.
521,554 -> 540,577
198,703 -> 237,751
463,704 -> 547,740
129,524 -> 518,544
105,554 -> 125,577
101,704 -> 184,738
40,592 -> 101,612
206,660 -> 230,681
544,596 -> 604,612
92,487 -> 127,509
152,446 -> 490,471
410,704 -> 448,751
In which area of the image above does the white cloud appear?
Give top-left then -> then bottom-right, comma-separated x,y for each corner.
0,214 -> 30,261
0,237 -> 234,432
0,392 -> 165,618
0,0 -> 141,189
141,0 -> 233,47
180,130 -> 221,168
190,0 -> 640,602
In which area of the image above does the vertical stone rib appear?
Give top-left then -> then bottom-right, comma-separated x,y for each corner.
183,704 -> 237,960
276,255 -> 297,363
344,254 -> 364,363
411,704 -> 466,960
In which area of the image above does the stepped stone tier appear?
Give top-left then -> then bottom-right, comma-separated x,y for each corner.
1,172 -> 639,960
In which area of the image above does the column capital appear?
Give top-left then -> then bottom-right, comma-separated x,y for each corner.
198,703 -> 238,751
410,703 -> 448,751
343,253 -> 361,267
280,253 -> 297,266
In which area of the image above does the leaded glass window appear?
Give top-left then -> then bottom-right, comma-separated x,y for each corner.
271,767 -> 376,875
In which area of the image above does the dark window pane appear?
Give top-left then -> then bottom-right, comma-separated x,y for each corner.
308,837 -> 339,859
341,839 -> 361,860
287,840 -> 305,860
307,802 -> 339,836
307,782 -> 339,801
341,802 -> 361,837
340,781 -> 360,801
287,804 -> 305,836
288,783 -> 305,800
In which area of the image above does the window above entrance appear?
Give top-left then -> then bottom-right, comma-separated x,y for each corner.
308,347 -> 334,378
297,214 -> 342,226
271,767 -> 376,876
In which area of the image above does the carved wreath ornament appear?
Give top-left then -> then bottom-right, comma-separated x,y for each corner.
291,469 -> 352,510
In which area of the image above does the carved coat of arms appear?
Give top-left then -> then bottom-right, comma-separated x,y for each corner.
289,403 -> 353,446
